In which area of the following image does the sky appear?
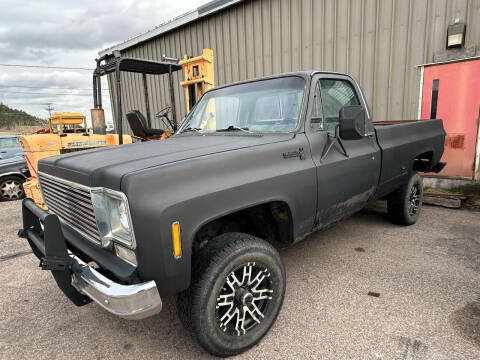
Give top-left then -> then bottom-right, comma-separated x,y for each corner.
0,0 -> 208,126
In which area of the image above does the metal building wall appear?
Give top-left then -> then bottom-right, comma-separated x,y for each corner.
108,0 -> 480,133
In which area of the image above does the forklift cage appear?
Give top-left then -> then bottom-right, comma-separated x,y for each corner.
93,57 -> 182,144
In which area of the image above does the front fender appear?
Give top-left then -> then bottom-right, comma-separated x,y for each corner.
122,135 -> 316,296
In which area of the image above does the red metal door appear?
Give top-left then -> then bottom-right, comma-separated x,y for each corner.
421,58 -> 480,179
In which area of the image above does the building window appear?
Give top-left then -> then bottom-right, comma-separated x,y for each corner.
430,79 -> 439,119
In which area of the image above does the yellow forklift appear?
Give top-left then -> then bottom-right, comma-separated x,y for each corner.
116,48 -> 215,142
20,49 -> 215,208
18,113 -> 132,208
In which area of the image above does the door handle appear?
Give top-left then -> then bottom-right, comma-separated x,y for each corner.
282,148 -> 305,160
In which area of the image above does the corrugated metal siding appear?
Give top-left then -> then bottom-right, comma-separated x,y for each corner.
110,0 -> 480,134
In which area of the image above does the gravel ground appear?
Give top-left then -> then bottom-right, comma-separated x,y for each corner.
0,199 -> 479,359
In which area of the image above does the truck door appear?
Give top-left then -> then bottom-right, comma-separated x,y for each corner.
305,74 -> 381,228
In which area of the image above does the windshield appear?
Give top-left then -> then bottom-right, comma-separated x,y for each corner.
179,76 -> 305,133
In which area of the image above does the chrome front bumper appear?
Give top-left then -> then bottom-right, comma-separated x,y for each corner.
20,198 -> 162,320
71,254 -> 162,320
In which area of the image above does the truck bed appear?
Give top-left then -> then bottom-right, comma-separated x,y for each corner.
374,119 -> 446,198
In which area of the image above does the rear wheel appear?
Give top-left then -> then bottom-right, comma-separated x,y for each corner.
387,172 -> 423,225
178,232 -> 286,357
0,176 -> 25,201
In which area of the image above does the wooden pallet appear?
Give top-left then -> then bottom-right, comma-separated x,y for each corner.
423,193 -> 467,208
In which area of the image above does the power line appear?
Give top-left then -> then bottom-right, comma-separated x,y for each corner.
2,106 -> 112,110
0,90 -> 92,96
2,100 -> 112,108
0,110 -> 110,116
0,63 -> 94,71
0,84 -> 109,92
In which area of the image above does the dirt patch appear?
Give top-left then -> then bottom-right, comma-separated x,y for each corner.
394,336 -> 428,359
123,343 -> 133,350
429,223 -> 480,274
450,299 -> 480,348
436,235 -> 480,273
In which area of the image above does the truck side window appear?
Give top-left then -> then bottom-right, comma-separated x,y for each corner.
320,79 -> 360,131
311,81 -> 323,131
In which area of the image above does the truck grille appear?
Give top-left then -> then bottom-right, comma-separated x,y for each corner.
38,173 -> 101,245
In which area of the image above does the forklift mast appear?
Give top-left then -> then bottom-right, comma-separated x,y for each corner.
179,49 -> 215,113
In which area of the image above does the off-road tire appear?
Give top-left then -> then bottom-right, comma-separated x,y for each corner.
0,175 -> 25,202
178,232 -> 286,357
387,172 -> 423,225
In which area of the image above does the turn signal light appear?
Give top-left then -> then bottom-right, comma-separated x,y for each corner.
172,221 -> 182,259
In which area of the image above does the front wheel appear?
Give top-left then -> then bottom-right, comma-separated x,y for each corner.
178,232 -> 286,357
387,172 -> 423,225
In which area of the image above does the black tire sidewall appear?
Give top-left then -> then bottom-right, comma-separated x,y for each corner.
402,173 -> 423,225
191,236 -> 285,356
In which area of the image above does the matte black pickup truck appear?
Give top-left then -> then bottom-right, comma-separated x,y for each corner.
20,72 -> 445,356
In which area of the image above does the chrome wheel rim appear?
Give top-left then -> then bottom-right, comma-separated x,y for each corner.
408,183 -> 421,216
0,180 -> 23,200
216,262 -> 273,336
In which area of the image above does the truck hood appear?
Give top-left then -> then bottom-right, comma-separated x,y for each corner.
38,133 -> 293,189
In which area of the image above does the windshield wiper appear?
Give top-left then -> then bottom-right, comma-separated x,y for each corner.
179,127 -> 203,134
216,125 -> 252,133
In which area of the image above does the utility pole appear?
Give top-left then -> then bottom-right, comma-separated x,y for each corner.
45,103 -> 54,118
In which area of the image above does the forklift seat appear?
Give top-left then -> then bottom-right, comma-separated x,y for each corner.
126,110 -> 164,140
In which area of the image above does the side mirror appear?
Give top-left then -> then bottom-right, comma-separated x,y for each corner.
339,105 -> 366,140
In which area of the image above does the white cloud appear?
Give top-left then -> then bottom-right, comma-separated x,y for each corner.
0,0 -> 207,125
